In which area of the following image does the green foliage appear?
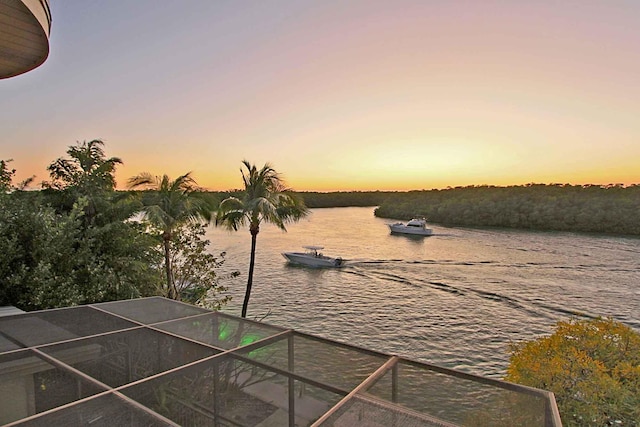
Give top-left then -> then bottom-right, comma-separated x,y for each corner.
2,144 -> 236,313
375,184 -> 640,235
0,159 -> 16,192
43,139 -> 124,224
217,161 -> 308,234
169,222 -> 239,310
129,172 -> 215,232
506,318 -> 640,426
0,192 -> 162,310
2,143 -> 235,313
128,172 -> 217,300
44,139 -> 122,192
1,142 -> 165,310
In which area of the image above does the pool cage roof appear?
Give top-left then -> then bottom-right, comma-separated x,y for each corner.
0,297 -> 562,426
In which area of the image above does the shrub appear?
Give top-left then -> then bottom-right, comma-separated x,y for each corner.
506,318 -> 640,426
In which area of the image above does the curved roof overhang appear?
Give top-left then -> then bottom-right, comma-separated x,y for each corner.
0,0 -> 51,79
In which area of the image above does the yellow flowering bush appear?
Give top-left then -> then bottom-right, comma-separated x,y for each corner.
506,318 -> 640,426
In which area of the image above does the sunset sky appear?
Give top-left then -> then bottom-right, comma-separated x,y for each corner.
1,1 -> 639,191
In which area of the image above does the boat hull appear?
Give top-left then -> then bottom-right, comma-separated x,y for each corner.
282,252 -> 343,268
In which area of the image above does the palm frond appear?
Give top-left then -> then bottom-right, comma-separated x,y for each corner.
130,172 -> 212,232
128,172 -> 157,189
171,172 -> 197,193
222,161 -> 310,233
216,209 -> 246,231
216,197 -> 247,230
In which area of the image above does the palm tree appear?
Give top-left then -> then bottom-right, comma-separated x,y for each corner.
216,160 -> 308,318
128,172 -> 214,300
47,139 -> 122,191
45,139 -> 123,222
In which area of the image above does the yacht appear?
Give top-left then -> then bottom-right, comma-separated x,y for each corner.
387,218 -> 433,236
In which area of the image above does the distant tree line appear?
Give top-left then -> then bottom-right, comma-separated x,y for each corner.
279,185 -> 640,236
374,184 -> 640,235
209,190 -> 389,208
296,191 -> 392,208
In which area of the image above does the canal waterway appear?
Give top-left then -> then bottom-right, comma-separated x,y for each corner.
206,207 -> 640,378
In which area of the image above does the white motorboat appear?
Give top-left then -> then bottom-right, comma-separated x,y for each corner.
282,246 -> 344,268
388,218 -> 433,236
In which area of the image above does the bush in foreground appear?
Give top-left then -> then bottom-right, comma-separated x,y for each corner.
506,318 -> 640,426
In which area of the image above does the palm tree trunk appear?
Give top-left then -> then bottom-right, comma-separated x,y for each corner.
164,238 -> 178,300
241,229 -> 258,318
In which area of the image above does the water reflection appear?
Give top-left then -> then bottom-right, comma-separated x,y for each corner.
388,232 -> 430,244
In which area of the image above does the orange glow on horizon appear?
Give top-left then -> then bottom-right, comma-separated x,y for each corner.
2,2 -> 640,192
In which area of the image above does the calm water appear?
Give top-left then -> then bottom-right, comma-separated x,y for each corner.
206,207 -> 640,378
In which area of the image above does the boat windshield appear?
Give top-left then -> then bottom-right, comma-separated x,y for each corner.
302,246 -> 323,257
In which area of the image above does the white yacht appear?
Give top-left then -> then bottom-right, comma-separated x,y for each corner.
388,218 -> 433,236
282,246 -> 344,268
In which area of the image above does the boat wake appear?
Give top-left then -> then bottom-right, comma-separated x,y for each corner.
346,259 -> 601,322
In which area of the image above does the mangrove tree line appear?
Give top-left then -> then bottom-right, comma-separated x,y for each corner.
374,184 -> 640,235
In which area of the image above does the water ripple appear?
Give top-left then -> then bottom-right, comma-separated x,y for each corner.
212,207 -> 640,377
